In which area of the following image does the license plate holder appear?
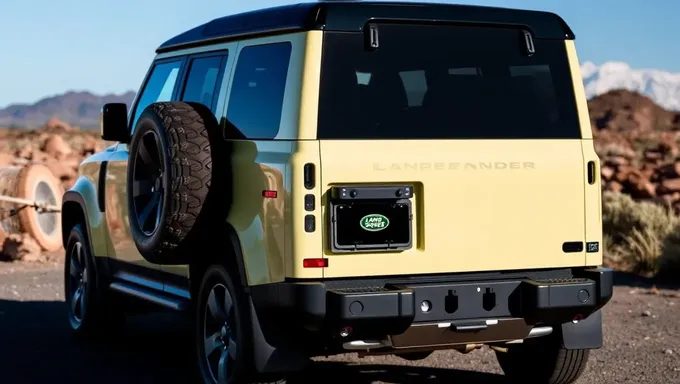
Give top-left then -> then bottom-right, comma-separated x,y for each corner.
330,197 -> 413,252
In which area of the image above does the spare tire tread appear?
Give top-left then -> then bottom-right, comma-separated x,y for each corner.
128,101 -> 226,263
156,102 -> 212,250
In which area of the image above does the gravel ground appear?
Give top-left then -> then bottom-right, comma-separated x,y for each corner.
0,261 -> 678,384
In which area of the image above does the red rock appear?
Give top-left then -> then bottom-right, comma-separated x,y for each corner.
605,156 -> 629,166
644,150 -> 663,162
42,134 -> 72,158
601,166 -> 615,180
659,178 -> 680,194
627,179 -> 656,199
607,181 -> 624,193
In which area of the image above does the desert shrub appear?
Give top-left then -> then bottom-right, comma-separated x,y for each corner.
602,191 -> 679,275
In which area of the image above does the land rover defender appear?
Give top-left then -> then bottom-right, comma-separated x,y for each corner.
61,2 -> 612,383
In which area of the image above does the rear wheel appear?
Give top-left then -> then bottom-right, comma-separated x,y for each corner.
495,332 -> 590,384
194,265 -> 286,384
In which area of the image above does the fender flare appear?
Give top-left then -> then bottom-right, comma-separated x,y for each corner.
61,177 -> 108,287
223,223 -> 249,288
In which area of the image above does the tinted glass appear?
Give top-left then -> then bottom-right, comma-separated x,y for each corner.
131,61 -> 182,130
226,42 -> 292,139
181,55 -> 225,112
318,24 -> 580,139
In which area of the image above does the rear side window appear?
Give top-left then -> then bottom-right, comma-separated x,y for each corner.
131,61 -> 182,130
226,42 -> 292,139
181,55 -> 226,113
318,24 -> 580,139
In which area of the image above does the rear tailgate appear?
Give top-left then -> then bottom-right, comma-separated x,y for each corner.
319,140 -> 585,278
316,22 -> 588,278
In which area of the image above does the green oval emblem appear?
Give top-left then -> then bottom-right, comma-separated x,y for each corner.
359,214 -> 390,232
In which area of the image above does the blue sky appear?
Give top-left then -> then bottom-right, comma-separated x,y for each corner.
0,0 -> 678,108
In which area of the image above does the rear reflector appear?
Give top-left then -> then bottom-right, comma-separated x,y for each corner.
262,190 -> 277,198
303,258 -> 328,268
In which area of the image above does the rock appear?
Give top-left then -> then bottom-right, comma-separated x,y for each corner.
659,178 -> 680,194
45,118 -> 73,133
15,146 -> 35,160
644,150 -> 663,162
658,162 -> 680,179
605,156 -> 629,166
642,310 -> 652,317
0,152 -> 14,167
42,134 -> 72,158
665,349 -> 674,355
613,170 -> 631,183
601,166 -> 615,180
0,234 -> 43,262
627,179 -> 656,198
81,135 -> 103,155
45,159 -> 77,181
606,180 -> 624,193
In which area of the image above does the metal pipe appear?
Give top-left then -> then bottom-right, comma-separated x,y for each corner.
0,195 -> 60,212
506,326 -> 553,344
343,339 -> 392,350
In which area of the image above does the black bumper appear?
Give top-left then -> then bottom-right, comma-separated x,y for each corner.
250,267 -> 613,339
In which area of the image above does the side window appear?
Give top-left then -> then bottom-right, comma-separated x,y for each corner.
131,61 -> 182,130
398,70 -> 427,107
181,55 -> 226,113
226,42 -> 292,139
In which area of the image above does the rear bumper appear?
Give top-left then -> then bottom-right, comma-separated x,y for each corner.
250,267 -> 613,345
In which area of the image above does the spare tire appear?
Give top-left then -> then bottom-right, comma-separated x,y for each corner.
126,102 -> 229,264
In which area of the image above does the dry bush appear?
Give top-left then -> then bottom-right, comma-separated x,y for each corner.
602,191 -> 679,276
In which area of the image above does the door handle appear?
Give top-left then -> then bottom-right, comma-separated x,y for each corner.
587,161 -> 596,185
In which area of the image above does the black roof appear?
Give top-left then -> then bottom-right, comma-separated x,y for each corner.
156,1 -> 574,53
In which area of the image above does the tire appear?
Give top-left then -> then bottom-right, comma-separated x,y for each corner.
396,351 -> 433,361
495,332 -> 590,384
194,265 -> 286,384
126,101 -> 228,264
0,164 -> 63,251
64,223 -> 125,339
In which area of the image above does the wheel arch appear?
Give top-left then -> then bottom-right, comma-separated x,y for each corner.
61,176 -> 109,258
190,221 -> 250,296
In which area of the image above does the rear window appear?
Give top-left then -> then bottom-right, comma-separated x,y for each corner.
317,24 -> 580,139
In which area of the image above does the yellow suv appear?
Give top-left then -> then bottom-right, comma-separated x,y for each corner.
61,2 -> 612,383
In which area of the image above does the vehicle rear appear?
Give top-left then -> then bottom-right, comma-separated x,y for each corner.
312,13 -> 602,278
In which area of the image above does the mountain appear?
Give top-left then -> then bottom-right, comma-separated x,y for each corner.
580,61 -> 680,111
0,91 -> 136,129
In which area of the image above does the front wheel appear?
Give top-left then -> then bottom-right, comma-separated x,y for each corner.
64,223 -> 125,339
194,265 -> 285,384
495,332 -> 590,384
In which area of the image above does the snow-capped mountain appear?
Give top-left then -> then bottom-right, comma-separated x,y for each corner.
580,61 -> 680,111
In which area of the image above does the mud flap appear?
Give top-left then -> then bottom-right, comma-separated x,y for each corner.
248,296 -> 309,374
561,309 -> 603,350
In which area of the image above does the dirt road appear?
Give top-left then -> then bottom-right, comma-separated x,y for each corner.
0,261 -> 678,384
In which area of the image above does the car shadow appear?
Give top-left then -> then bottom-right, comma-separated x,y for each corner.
0,298 -> 507,384
613,270 -> 680,289
288,362 -> 506,384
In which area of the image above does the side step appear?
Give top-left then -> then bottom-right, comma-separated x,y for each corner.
109,281 -> 190,311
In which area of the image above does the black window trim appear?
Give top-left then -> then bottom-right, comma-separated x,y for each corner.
127,56 -> 188,133
177,50 -> 230,113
